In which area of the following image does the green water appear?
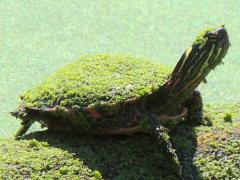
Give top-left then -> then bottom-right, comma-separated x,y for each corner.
1,0 -> 240,137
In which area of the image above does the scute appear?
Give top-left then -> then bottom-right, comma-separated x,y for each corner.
22,54 -> 171,109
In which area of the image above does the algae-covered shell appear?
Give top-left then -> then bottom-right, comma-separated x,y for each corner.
21,54 -> 172,110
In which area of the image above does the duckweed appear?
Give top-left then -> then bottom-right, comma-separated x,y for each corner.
195,137 -> 240,179
0,138 -> 102,179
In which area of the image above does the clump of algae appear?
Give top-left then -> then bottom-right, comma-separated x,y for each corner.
193,26 -> 215,45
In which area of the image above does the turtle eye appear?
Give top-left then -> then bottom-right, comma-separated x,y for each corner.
205,30 -> 219,43
205,27 -> 230,48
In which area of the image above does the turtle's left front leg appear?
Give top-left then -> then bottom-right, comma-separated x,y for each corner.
146,113 -> 182,177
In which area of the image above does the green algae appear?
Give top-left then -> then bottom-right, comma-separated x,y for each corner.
22,54 -> 171,109
193,26 -> 215,45
224,113 -> 233,122
0,138 -> 102,179
193,104 -> 240,179
195,137 -> 240,179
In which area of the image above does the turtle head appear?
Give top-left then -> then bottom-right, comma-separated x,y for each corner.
194,25 -> 230,67
168,25 -> 230,96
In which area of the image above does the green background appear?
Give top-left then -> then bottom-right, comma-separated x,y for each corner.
1,0 -> 239,137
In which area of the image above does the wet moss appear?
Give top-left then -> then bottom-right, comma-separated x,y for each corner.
22,54 -> 171,108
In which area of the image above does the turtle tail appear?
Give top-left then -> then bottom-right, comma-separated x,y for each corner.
10,108 -> 35,139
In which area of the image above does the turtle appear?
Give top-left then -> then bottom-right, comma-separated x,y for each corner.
11,26 -> 230,176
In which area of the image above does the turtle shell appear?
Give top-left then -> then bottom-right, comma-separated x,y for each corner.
22,54 -> 172,110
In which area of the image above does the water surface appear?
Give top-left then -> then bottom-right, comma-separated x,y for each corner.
0,0 -> 239,137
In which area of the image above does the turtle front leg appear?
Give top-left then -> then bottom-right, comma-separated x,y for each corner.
185,90 -> 203,125
147,113 -> 182,177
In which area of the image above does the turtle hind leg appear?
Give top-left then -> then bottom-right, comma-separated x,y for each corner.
13,118 -> 35,139
147,113 -> 183,177
185,90 -> 203,125
10,108 -> 35,139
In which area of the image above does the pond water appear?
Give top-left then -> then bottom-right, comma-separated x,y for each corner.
0,0 -> 239,137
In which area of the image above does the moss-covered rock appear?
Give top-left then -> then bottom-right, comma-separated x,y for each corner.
2,104 -> 240,179
0,138 -> 102,179
22,54 -> 171,108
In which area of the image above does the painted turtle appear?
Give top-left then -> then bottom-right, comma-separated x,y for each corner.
11,26 -> 230,175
